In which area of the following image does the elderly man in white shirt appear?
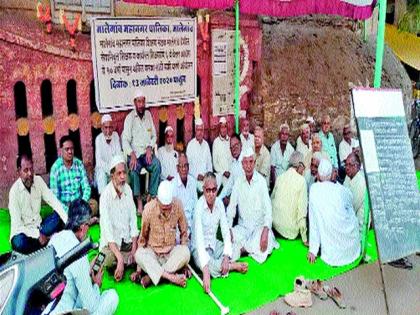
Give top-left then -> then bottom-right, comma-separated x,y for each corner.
95,114 -> 123,195
219,134 -> 243,205
304,151 -> 322,193
254,126 -> 271,187
186,118 -> 212,191
343,152 -> 369,233
43,199 -> 118,315
122,91 -> 161,214
227,147 -> 279,264
193,172 -> 248,294
212,117 -> 232,188
270,123 -> 295,184
339,125 -> 360,167
9,154 -> 68,254
240,117 -> 254,150
172,152 -> 198,238
99,155 -> 139,282
157,126 -> 178,181
296,123 -> 312,158
307,158 -> 360,267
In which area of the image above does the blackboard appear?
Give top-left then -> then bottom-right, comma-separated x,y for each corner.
352,88 -> 420,263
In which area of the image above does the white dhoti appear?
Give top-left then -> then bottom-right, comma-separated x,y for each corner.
231,225 -> 279,264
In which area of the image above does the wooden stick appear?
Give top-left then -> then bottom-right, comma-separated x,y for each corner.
187,264 -> 230,315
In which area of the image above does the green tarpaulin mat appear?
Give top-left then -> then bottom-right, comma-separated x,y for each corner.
1,171 -> 418,314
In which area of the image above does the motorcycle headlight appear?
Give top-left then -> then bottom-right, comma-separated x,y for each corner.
0,266 -> 17,313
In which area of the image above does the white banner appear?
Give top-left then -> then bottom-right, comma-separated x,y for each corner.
212,29 -> 235,116
91,17 -> 197,113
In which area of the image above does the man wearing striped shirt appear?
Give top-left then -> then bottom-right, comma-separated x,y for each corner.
50,135 -> 91,212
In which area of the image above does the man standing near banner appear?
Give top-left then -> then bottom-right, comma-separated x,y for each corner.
122,91 -> 162,215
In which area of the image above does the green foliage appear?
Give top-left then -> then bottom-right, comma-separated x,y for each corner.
398,4 -> 420,34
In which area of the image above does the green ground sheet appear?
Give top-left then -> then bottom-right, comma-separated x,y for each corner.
0,172 -> 418,314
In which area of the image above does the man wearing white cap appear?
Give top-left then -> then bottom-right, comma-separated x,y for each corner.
212,117 -> 232,188
99,155 -> 139,282
122,91 -> 161,215
305,116 -> 316,135
272,151 -> 308,245
296,123 -> 312,158
270,123 -> 295,183
193,172 -> 248,294
186,118 -> 212,191
134,180 -> 190,288
156,126 -> 178,181
239,114 -> 254,151
95,114 -> 123,195
308,158 -> 360,266
227,147 -> 279,264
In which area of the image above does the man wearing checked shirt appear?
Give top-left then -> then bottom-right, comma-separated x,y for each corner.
50,135 -> 91,212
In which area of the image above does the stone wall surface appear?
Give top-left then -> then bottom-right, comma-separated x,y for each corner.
251,17 -> 413,147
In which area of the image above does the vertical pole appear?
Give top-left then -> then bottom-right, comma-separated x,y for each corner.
234,0 -> 240,133
373,0 -> 387,88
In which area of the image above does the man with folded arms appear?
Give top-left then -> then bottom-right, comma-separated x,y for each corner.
135,180 -> 190,288
193,172 -> 248,294
272,151 -> 308,245
9,154 -> 68,254
99,155 -> 139,282
95,114 -> 123,195
212,117 -> 232,188
227,147 -> 279,263
308,159 -> 360,266
157,126 -> 178,181
270,123 -> 295,184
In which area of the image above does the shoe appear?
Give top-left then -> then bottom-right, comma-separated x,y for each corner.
388,258 -> 413,270
284,276 -> 313,308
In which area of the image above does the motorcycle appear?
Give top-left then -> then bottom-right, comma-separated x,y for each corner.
0,238 -> 96,315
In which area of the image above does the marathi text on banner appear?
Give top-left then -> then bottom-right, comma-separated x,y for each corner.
91,18 -> 197,113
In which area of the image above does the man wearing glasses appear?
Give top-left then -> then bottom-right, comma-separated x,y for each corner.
50,135 -> 91,212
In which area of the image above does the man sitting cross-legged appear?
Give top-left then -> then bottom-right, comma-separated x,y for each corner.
227,147 -> 279,264
307,159 -> 360,267
98,155 -> 139,282
134,180 -> 190,288
9,154 -> 68,254
192,172 -> 248,293
271,151 -> 308,246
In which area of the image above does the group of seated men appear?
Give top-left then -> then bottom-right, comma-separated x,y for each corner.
8,90 -> 367,314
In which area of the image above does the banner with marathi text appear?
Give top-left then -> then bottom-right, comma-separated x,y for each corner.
91,17 -> 197,113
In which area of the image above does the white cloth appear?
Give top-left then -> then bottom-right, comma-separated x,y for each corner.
95,132 -> 123,194
296,136 -> 312,158
43,230 -> 118,315
343,170 -> 369,233
156,145 -> 178,180
270,140 -> 295,178
122,109 -> 156,158
172,174 -> 198,234
99,182 -> 139,250
339,138 -> 360,165
193,196 -> 232,269
8,176 -> 68,240
219,157 -> 243,199
240,133 -> 255,151
227,171 -> 279,263
309,181 -> 361,267
186,138 -> 212,179
212,135 -> 232,186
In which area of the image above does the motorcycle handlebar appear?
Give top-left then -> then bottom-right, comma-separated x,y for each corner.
56,238 -> 98,271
